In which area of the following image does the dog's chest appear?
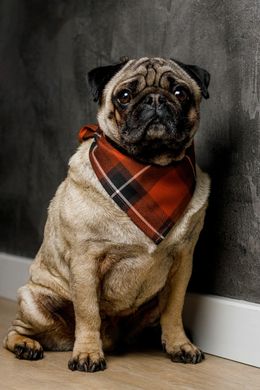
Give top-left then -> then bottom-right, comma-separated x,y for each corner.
77,178 -> 177,314
100,248 -> 175,316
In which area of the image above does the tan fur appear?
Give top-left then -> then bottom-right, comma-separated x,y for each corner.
3,58 -> 210,371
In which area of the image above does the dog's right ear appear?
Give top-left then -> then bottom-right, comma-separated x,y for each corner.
88,59 -> 128,103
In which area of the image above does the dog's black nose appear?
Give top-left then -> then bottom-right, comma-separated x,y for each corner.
143,93 -> 167,108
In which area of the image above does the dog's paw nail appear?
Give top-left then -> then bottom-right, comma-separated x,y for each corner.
68,358 -> 78,371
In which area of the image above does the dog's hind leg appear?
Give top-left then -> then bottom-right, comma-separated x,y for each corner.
4,330 -> 44,360
3,284 -> 75,360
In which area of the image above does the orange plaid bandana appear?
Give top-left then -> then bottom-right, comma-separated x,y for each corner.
79,124 -> 196,244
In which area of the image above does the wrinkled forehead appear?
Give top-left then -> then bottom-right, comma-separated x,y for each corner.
107,57 -> 197,94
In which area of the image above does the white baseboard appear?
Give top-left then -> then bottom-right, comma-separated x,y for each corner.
0,252 -> 31,301
0,252 -> 259,368
183,293 -> 260,368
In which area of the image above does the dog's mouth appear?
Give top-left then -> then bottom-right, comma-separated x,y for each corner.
119,117 -> 190,164
145,118 -> 188,142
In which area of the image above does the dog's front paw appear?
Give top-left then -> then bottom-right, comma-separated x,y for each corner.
162,341 -> 204,364
68,352 -> 107,372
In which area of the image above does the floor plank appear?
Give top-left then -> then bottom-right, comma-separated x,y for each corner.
0,297 -> 259,389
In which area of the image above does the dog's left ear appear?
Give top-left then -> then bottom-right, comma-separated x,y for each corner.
172,59 -> 210,99
88,59 -> 129,103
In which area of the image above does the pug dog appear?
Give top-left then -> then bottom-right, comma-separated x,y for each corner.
4,57 -> 210,372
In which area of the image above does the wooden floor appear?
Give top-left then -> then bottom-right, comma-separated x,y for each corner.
0,298 -> 259,390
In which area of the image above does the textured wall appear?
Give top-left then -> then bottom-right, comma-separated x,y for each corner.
0,0 -> 259,303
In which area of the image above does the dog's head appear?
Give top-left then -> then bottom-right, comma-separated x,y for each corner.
88,57 -> 210,165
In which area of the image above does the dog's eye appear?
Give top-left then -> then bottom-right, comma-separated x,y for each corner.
174,86 -> 188,102
117,89 -> 132,105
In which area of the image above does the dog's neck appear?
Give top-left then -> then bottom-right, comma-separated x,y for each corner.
78,124 -> 196,244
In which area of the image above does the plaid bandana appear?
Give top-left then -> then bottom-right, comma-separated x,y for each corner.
79,124 -> 196,244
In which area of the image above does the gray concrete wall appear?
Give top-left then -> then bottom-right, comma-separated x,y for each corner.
0,0 -> 259,303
